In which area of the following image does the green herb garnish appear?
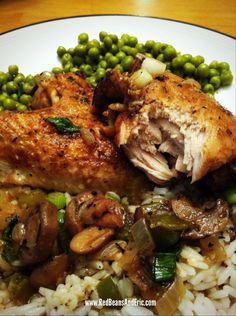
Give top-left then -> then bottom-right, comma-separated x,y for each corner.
152,251 -> 179,282
2,216 -> 18,242
2,216 -> 19,263
45,117 -> 80,134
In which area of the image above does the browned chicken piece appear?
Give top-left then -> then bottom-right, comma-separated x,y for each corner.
0,72 -> 133,195
94,69 -> 236,184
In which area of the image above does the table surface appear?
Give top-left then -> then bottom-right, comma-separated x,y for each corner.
1,0 -> 236,37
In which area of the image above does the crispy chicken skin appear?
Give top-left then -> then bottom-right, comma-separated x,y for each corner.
0,73 -> 133,195
94,69 -> 236,184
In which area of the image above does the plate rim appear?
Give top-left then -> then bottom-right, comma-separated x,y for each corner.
1,13 -> 235,40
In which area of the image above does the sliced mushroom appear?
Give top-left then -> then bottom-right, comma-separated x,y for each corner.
30,254 -> 69,289
90,240 -> 127,261
65,190 -> 103,236
80,197 -> 125,229
19,201 -> 59,265
70,226 -> 114,255
171,196 -> 230,239
65,191 -> 125,235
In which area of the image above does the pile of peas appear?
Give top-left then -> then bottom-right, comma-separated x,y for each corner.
54,31 -> 233,94
0,65 -> 36,112
0,31 -> 233,112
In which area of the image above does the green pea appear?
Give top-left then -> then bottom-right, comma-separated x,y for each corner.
63,62 -> 73,73
203,83 -> 214,94
117,39 -> 125,49
0,73 -> 8,85
99,31 -> 108,42
115,64 -> 124,73
19,94 -> 32,105
110,34 -> 118,43
145,53 -> 153,58
67,47 -> 75,56
105,52 -> 113,62
220,70 -> 233,86
108,56 -> 119,68
152,42 -> 162,57
6,81 -> 18,94
209,76 -> 221,89
136,43 -> 146,54
98,60 -> 108,69
172,56 -> 186,68
79,64 -> 86,73
73,56 -> 84,66
224,187 -> 236,204
182,54 -> 192,62
1,84 -> 7,92
70,67 -> 79,73
121,55 -> 134,71
173,69 -> 184,77
163,45 -> 177,61
88,47 -> 100,60
86,76 -> 97,87
209,68 -> 219,77
96,68 -> 106,80
16,104 -> 28,111
129,47 -> 138,57
0,94 -> 6,106
157,53 -> 165,62
103,36 -> 113,49
199,78 -> 208,88
165,61 -> 172,70
52,67 -> 63,74
57,46 -> 67,57
3,98 -> 16,110
110,44 -> 118,55
209,60 -> 219,69
191,55 -> 205,67
6,72 -> 14,81
196,63 -> 210,78
78,32 -> 89,44
83,64 -> 93,77
128,36 -> 138,47
145,40 -> 155,51
121,34 -> 130,45
0,106 -> 4,112
159,43 -> 168,53
183,62 -> 196,75
23,82 -> 34,94
74,44 -> 87,57
25,75 -> 34,83
11,93 -> 18,101
218,61 -> 230,72
14,73 -> 25,84
121,45 -> 130,55
87,39 -> 100,49
8,65 -> 19,76
116,51 -> 126,62
61,53 -> 73,66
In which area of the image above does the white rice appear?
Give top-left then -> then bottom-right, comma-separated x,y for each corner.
176,231 -> 236,316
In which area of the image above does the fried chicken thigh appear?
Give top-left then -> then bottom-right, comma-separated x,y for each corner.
94,69 -> 236,184
0,73 -> 133,194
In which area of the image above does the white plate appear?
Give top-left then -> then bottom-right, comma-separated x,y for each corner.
0,15 -> 235,113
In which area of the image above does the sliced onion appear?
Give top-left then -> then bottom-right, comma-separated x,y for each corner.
141,57 -> 166,77
131,69 -> 153,88
131,218 -> 155,254
155,277 -> 185,316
